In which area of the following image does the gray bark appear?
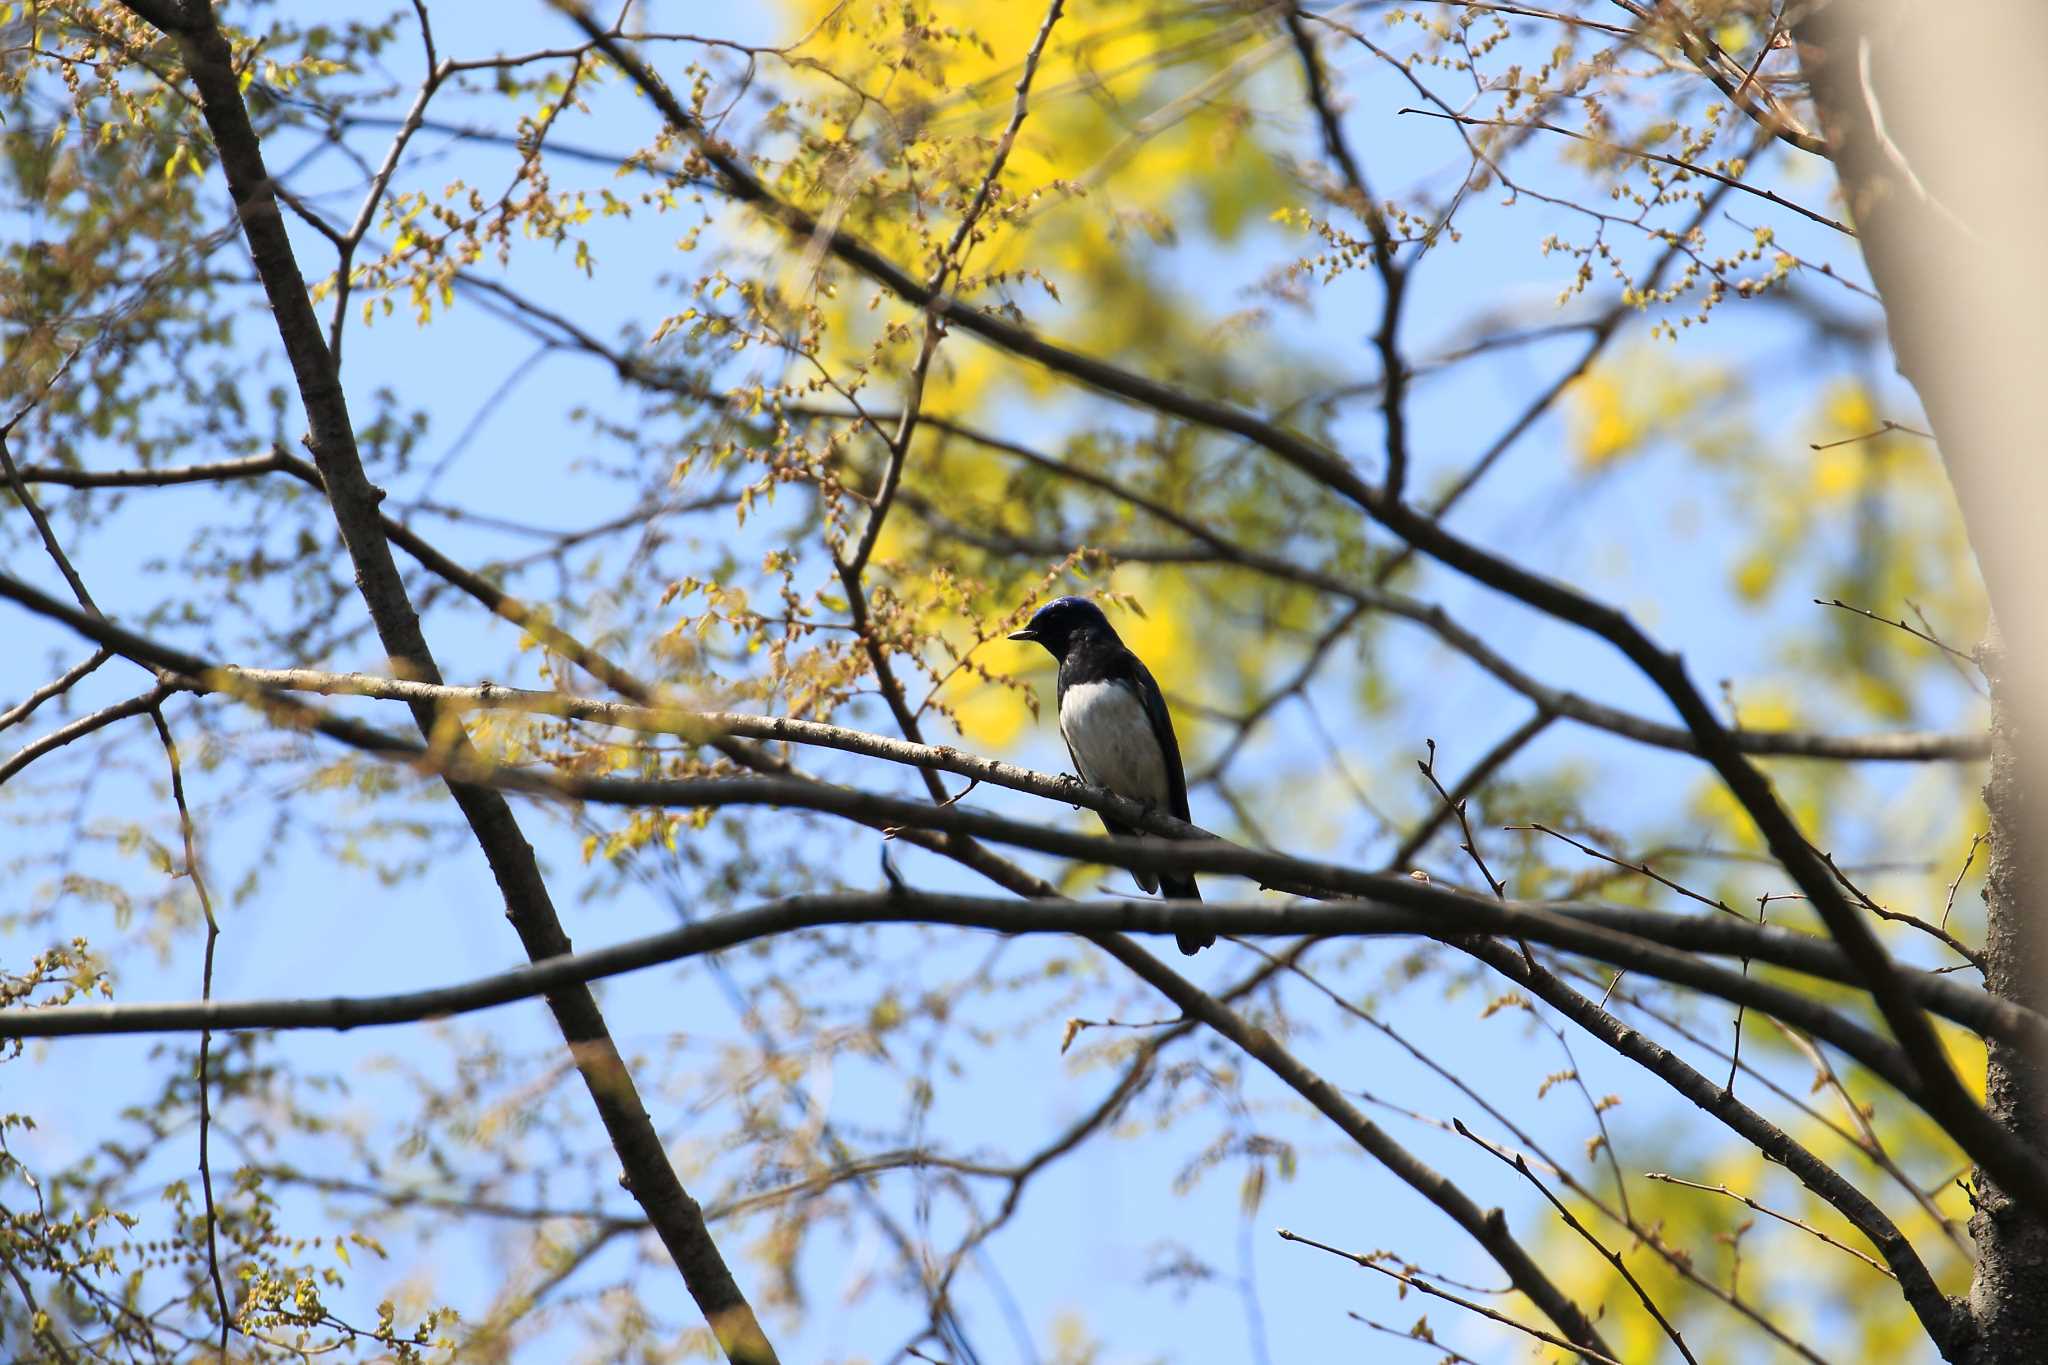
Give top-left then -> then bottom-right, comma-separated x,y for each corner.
1970,634 -> 2048,1362
1795,4 -> 2048,1359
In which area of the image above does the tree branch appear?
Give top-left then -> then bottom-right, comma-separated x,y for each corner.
0,883 -> 1952,1105
1284,5 -> 1412,498
114,4 -> 779,1358
3,574 -> 2034,1057
1396,106 -> 1851,235
1276,1227 -> 1618,1364
6,451 -> 286,488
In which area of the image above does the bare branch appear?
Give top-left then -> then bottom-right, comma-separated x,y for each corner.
0,649 -> 113,735
1419,738 -> 1507,899
1396,106 -> 1851,234
1809,419 -> 1934,450
1606,0 -> 1826,154
879,429 -> 1984,764
1349,1313 -> 1486,1365
1816,596 -> 1982,667
148,707 -> 229,1352
1391,710 -> 1553,871
1276,1228 -> 1620,1364
1457,1121 -> 1696,1364
0,687 -> 167,786
1284,5 -> 1412,498
1095,931 -> 1612,1358
0,881 -> 1953,1115
572,26 -> 2024,1204
1514,821 -> 1740,917
4,574 -> 2036,1064
5,451 -> 287,488
1644,1172 -> 1896,1279
1943,833 -> 1987,933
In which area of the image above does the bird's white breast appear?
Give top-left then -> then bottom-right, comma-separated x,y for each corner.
1060,680 -> 1170,804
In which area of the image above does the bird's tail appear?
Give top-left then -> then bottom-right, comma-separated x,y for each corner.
1165,873 -> 1212,955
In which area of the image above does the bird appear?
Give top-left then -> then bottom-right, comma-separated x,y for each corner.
1009,595 -> 1212,954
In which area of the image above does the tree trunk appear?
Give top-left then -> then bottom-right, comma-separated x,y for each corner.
1792,3 -> 2048,674
1971,633 -> 2048,1360
1795,5 -> 2048,1359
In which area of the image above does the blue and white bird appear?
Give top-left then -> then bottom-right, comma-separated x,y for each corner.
1009,596 -> 1212,955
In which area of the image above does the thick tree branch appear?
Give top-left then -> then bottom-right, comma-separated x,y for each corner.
4,571 -> 2034,1059
114,4 -> 779,1359
0,840 -> 1941,1118
0,888 -> 1973,1047
5,451 -> 285,488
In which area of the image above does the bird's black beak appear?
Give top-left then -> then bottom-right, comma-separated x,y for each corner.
1008,628 -> 1038,643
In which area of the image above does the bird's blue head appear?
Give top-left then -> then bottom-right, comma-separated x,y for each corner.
1008,595 -> 1113,660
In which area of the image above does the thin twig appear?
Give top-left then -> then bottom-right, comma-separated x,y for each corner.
1455,1120 -> 1696,1364
1727,891 -> 1771,1093
1476,947 -> 1964,1350
1809,419 -> 1934,450
1820,849 -> 1984,971
0,688 -> 166,786
1605,0 -> 1825,154
6,452 -> 287,487
1283,5 -> 1411,498
1815,597 -> 1980,667
1390,710 -> 1552,872
1512,822 -> 1740,917
1396,106 -> 1852,234
1580,960 -> 1969,1255
1941,833 -> 1986,933
0,435 -> 100,619
1418,739 -> 1506,899
1277,1229 -> 1623,1365
1644,1172 -> 1895,1277
0,649 -> 113,734
1348,1313 -> 1485,1365
1059,1015 -> 1182,1054
1905,599 -> 1989,697
1396,1066 -> 1828,1361
151,708 -> 229,1355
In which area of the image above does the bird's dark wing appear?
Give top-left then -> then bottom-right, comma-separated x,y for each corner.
1121,653 -> 1192,823
1120,653 -> 1203,937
